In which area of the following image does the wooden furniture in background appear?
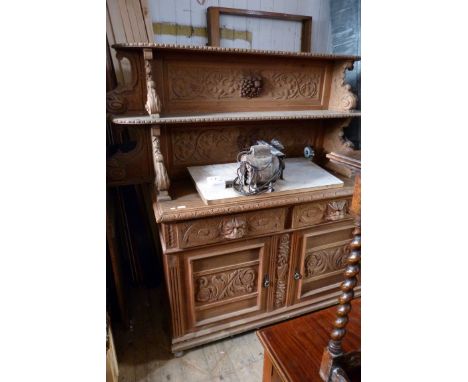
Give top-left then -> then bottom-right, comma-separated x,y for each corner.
257,299 -> 360,382
107,43 -> 361,355
325,151 -> 361,178
106,0 -> 154,85
207,7 -> 312,52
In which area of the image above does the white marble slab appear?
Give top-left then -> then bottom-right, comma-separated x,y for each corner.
188,157 -> 344,205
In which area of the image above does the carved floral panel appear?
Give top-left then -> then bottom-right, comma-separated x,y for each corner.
274,234 -> 290,309
167,65 -> 323,101
304,245 -> 349,279
179,208 -> 286,248
195,267 -> 257,304
325,200 -> 349,221
169,124 -> 319,177
293,199 -> 350,228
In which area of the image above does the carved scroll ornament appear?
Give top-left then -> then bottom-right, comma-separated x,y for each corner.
329,61 -> 358,111
106,51 -> 140,114
168,66 -> 322,101
180,209 -> 286,248
326,200 -> 349,221
294,199 -> 350,228
274,234 -> 290,308
305,245 -> 348,278
196,268 -> 257,303
322,118 -> 356,157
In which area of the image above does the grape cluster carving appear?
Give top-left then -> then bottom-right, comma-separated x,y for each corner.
240,76 -> 262,98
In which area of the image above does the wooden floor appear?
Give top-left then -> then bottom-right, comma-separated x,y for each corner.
113,288 -> 360,382
113,287 -> 265,382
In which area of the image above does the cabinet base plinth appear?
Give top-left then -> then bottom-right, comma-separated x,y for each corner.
170,291 -> 360,353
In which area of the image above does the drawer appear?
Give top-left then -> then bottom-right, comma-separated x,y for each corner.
292,197 -> 352,229
167,208 -> 287,249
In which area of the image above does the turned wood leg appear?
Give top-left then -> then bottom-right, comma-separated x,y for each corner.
319,222 -> 361,381
151,126 -> 171,201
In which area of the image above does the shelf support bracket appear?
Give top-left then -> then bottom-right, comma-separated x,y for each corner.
151,126 -> 171,201
144,48 -> 161,116
328,61 -> 358,111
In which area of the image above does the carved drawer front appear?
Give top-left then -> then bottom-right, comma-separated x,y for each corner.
177,208 -> 286,249
184,238 -> 271,328
156,57 -> 332,114
292,198 -> 352,229
293,222 -> 356,304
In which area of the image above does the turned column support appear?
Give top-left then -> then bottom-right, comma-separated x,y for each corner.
143,48 -> 161,116
151,126 -> 171,201
320,174 -> 361,381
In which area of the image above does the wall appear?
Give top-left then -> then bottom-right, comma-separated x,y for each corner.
330,0 -> 361,148
147,0 -> 332,53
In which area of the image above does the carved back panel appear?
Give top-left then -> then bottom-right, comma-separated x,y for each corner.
162,120 -> 324,180
154,51 -> 333,114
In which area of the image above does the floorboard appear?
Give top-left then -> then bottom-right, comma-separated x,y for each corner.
113,287 -> 265,382
113,287 -> 359,382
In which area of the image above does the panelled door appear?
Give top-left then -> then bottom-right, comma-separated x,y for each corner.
183,237 -> 272,329
292,220 -> 356,305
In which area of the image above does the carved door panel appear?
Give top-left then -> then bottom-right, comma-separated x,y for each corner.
291,221 -> 356,305
183,237 -> 272,329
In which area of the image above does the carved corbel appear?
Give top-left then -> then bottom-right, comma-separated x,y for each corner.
322,118 -> 355,157
106,51 -> 141,115
328,61 -> 358,111
143,49 -> 161,116
107,126 -> 153,186
151,126 -> 171,201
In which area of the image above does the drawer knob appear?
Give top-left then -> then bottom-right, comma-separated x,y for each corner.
263,274 -> 270,288
294,271 -> 302,280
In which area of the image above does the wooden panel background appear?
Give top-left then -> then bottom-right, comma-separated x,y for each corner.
148,0 -> 332,53
161,120 -> 325,180
154,52 -> 332,115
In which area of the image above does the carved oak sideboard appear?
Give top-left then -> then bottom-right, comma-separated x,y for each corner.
107,43 -> 361,354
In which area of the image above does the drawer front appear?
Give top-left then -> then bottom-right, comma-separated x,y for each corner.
292,198 -> 352,229
183,238 -> 271,328
293,222 -> 355,304
176,208 -> 287,249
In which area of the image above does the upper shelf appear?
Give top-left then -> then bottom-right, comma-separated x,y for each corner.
113,42 -> 361,61
112,109 -> 361,125
107,44 -> 360,118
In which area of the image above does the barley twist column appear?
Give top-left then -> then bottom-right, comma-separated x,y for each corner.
328,224 -> 361,355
